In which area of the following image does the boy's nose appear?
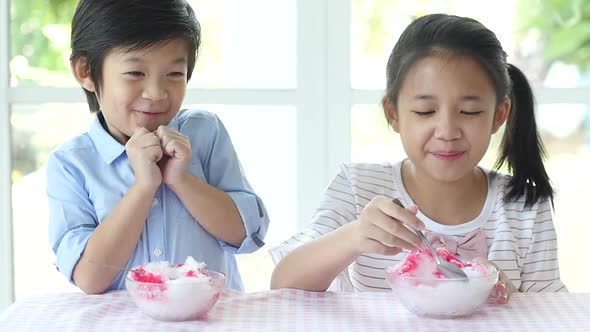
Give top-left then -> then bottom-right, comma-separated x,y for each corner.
142,81 -> 168,101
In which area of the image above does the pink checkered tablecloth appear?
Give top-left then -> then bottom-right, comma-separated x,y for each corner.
1,289 -> 589,331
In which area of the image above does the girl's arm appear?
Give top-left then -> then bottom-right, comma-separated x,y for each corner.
271,197 -> 423,291
271,222 -> 360,291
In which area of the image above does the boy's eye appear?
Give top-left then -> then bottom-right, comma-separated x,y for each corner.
461,110 -> 483,116
412,110 -> 435,116
124,71 -> 144,77
168,72 -> 185,77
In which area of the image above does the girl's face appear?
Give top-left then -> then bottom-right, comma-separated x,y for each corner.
95,39 -> 189,144
386,54 -> 509,183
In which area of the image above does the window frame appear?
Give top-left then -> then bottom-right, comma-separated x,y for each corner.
1,0 -> 15,312
3,0 -> 590,310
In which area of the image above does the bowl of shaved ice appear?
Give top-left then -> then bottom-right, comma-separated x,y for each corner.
125,256 -> 225,321
386,248 -> 498,319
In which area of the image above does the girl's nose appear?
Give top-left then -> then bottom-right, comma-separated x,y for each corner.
142,80 -> 168,101
434,113 -> 461,141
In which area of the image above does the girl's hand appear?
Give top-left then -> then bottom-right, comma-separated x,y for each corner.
125,127 -> 163,190
349,196 -> 424,256
155,126 -> 192,186
474,257 -> 518,304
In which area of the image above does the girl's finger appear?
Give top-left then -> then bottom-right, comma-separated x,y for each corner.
366,225 -> 417,250
366,239 -> 404,256
385,198 -> 425,230
371,214 -> 422,248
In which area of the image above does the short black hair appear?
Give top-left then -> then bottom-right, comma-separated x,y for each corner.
385,14 -> 553,207
70,0 -> 201,113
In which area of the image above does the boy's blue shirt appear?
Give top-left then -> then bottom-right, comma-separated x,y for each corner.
47,109 -> 269,291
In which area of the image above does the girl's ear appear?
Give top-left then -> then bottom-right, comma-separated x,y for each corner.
492,97 -> 511,133
71,56 -> 96,92
382,96 -> 400,133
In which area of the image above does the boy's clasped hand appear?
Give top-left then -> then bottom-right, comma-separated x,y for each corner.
126,126 -> 192,189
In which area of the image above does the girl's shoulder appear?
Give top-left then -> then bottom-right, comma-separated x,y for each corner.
333,162 -> 403,198
485,169 -> 552,213
337,161 -> 398,181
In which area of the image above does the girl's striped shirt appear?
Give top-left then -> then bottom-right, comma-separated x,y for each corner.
270,161 -> 567,293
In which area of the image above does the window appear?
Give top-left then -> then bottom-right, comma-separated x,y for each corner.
5,0 -> 299,301
2,0 -> 589,310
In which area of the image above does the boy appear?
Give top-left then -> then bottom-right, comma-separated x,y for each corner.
48,0 -> 269,294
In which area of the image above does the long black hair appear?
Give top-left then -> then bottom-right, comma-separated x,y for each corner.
70,0 -> 201,113
384,14 -> 553,207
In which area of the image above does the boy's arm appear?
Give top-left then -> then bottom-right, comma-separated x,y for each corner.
48,154 -> 156,294
167,113 -> 268,253
168,174 -> 247,247
72,183 -> 156,294
49,128 -> 163,294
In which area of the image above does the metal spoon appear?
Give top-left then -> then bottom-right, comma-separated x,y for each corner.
392,198 -> 468,280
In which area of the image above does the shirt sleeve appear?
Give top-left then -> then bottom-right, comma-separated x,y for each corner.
46,151 -> 97,284
519,199 -> 568,292
201,114 -> 269,254
269,164 -> 358,291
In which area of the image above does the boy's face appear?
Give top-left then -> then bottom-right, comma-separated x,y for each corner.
97,39 -> 189,144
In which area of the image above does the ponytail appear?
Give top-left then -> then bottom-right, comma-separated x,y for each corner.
493,64 -> 554,207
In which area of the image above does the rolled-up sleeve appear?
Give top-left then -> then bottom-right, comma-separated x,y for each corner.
47,152 -> 97,283
200,114 -> 269,254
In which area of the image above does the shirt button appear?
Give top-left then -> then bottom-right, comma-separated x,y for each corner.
152,198 -> 159,207
153,248 -> 162,257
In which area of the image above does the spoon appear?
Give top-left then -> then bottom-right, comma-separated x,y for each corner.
392,198 -> 468,280
86,259 -> 145,275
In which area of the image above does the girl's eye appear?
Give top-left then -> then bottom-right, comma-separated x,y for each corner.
461,111 -> 483,116
125,71 -> 144,77
412,110 -> 435,116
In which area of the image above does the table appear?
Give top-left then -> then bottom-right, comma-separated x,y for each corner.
1,289 -> 589,331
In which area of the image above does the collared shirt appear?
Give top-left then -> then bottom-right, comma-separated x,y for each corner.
47,109 -> 269,291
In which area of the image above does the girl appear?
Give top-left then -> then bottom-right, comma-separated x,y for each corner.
270,14 -> 566,303
47,0 -> 269,294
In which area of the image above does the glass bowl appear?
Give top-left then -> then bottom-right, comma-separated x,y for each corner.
387,269 -> 499,319
125,270 -> 226,321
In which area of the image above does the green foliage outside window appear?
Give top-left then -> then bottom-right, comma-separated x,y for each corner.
517,0 -> 590,71
10,0 -> 76,86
